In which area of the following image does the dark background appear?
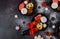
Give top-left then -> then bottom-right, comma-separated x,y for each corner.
0,0 -> 60,39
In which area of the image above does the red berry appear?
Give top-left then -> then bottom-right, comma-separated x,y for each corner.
29,29 -> 34,35
35,14 -> 41,21
27,21 -> 36,28
42,2 -> 47,7
46,32 -> 51,36
19,3 -> 24,10
33,28 -> 38,32
26,0 -> 29,2
53,0 -> 58,3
